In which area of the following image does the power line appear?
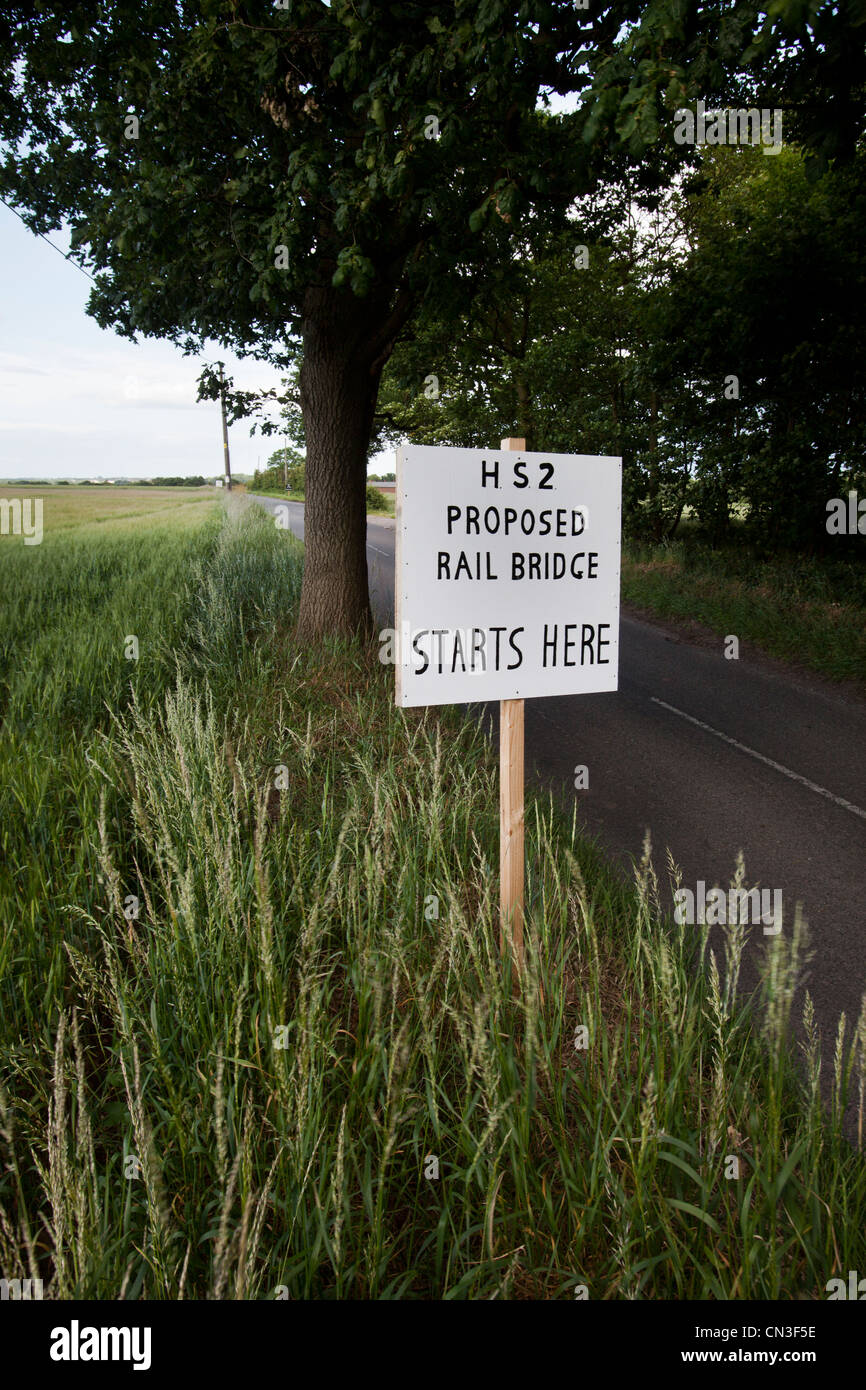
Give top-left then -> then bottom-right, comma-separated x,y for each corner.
0,194 -> 97,282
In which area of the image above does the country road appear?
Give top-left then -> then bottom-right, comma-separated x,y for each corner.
254,495 -> 866,1100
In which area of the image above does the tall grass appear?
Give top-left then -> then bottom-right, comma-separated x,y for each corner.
2,501 -> 866,1299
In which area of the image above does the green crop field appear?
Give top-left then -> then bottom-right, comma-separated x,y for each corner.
0,484 -> 217,536
2,492 -> 866,1300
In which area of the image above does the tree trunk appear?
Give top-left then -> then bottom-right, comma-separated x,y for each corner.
296,287 -> 385,642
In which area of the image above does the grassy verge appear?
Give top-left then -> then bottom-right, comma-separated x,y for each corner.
2,501 -> 865,1299
623,538 -> 866,687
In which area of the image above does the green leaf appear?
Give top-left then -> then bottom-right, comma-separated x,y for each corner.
665,1198 -> 721,1234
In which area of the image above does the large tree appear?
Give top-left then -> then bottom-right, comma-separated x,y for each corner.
2,1 -> 854,635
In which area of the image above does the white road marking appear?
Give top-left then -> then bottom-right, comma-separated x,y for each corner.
366,544 -> 392,558
651,697 -> 866,822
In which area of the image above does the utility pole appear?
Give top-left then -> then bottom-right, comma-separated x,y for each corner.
218,363 -> 232,491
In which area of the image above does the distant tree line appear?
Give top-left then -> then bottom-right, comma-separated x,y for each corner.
74,477 -> 211,487
142,476 -> 210,487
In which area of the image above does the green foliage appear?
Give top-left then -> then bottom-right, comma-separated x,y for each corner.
657,147 -> 866,548
271,446 -> 306,494
288,463 -> 305,494
2,1 -> 840,419
376,210 -> 691,539
144,476 -> 209,487
380,145 -> 866,550
250,465 -> 285,494
249,447 -> 305,495
0,1 -> 633,370
365,483 -> 391,512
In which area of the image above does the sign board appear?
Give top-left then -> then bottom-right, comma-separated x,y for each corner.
395,445 -> 622,707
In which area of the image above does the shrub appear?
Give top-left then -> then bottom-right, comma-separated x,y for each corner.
366,483 -> 388,511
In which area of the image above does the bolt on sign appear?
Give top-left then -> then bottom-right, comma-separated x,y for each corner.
395,445 -> 622,707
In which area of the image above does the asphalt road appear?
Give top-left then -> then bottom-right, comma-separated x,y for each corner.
254,496 -> 866,1097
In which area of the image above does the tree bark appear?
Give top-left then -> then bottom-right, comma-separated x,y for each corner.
296,286 -> 386,642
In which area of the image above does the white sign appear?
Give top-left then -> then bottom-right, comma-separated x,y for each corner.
395,445 -> 621,707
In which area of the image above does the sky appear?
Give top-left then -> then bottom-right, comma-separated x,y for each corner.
0,203 -> 396,481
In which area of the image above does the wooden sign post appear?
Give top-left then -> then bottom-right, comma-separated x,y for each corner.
499,438 -> 525,980
395,439 -> 622,997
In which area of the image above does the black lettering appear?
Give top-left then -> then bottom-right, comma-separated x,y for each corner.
412,630 -> 429,676
529,553 -> 540,579
572,508 -> 585,536
437,552 -> 450,579
503,506 -> 517,533
481,459 -> 499,489
512,552 -> 525,580
451,630 -> 466,673
563,624 -> 577,666
466,505 -> 480,534
580,624 -> 595,665
556,509 -> 567,536
484,506 -> 500,533
472,628 -> 487,671
520,509 -> 535,534
597,623 -> 611,664
570,553 -> 585,578
538,510 -> 552,536
454,551 -> 472,580
538,461 -> 555,490
446,505 -> 460,534
513,461 -> 529,489
542,624 -> 557,667
587,552 -> 598,579
432,630 -> 447,672
490,626 -> 506,668
507,628 -> 524,670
